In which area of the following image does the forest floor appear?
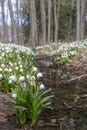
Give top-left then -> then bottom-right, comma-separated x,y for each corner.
1,42 -> 87,130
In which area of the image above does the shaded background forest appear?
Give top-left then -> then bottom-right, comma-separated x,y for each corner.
0,0 -> 87,47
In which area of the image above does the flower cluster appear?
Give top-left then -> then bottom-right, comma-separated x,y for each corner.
36,40 -> 87,65
0,44 -> 35,92
0,43 -> 53,126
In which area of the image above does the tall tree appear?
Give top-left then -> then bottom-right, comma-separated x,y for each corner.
80,0 -> 85,40
68,0 -> 75,40
76,0 -> 80,40
8,0 -> 17,43
54,0 -> 57,43
1,0 -> 8,43
47,0 -> 51,43
40,0 -> 46,44
29,0 -> 37,47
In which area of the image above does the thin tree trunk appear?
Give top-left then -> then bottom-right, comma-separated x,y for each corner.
80,0 -> 85,40
57,0 -> 60,40
29,0 -> 37,47
68,0 -> 74,41
40,0 -> 46,44
47,0 -> 51,43
16,0 -> 20,44
8,0 -> 17,43
19,0 -> 24,45
53,0 -> 58,43
76,0 -> 81,40
1,0 -> 8,43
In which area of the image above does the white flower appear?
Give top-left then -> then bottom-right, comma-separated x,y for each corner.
20,65 -> 22,68
19,57 -> 21,60
0,68 -> 2,71
6,50 -> 9,53
10,50 -> 13,52
33,67 -> 38,72
30,76 -> 35,81
14,63 -> 17,65
39,84 -> 45,89
9,62 -> 13,67
26,75 -> 29,79
0,74 -> 3,80
1,64 -> 5,68
37,73 -> 43,78
2,52 -> 5,57
32,76 -> 35,80
9,68 -> 12,72
15,66 -> 19,70
0,57 -> 1,60
8,79 -> 13,84
12,93 -> 17,99
20,68 -> 23,72
18,61 -> 21,65
9,75 -> 16,82
19,76 -> 25,82
5,68 -> 8,72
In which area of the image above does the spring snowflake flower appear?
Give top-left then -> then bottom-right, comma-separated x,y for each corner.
8,79 -> 13,84
6,50 -> 10,53
33,67 -> 38,72
15,66 -> 19,70
37,73 -> 43,78
20,65 -> 22,68
14,63 -> 17,65
26,75 -> 30,79
5,68 -> 8,72
20,68 -> 23,72
12,93 -> 17,99
0,68 -> 2,71
9,68 -> 12,72
9,62 -> 13,67
39,84 -> 45,89
10,50 -> 13,53
18,61 -> 21,65
19,76 -> 25,82
31,76 -> 35,80
1,64 -> 5,68
2,52 -> 5,57
30,76 -> 35,81
0,74 -> 3,80
9,75 -> 16,82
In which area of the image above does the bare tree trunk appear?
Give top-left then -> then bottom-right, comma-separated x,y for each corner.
1,0 -> 8,43
16,0 -> 20,44
50,0 -> 54,42
76,0 -> 81,40
29,0 -> 37,47
8,0 -> 17,43
53,0 -> 60,42
19,0 -> 24,45
68,0 -> 74,41
80,0 -> 85,40
53,0 -> 58,43
57,0 -> 60,40
40,0 -> 46,44
47,0 -> 51,43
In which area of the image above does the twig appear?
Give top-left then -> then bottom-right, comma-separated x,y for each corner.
68,73 -> 87,82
